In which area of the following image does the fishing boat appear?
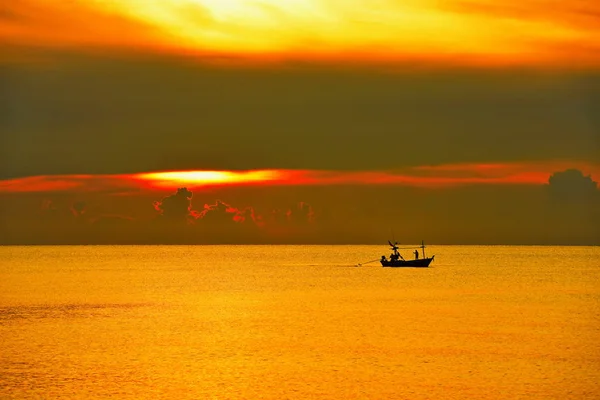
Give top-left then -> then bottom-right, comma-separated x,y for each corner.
380,240 -> 435,267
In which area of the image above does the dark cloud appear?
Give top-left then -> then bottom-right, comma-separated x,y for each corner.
0,180 -> 598,244
2,52 -> 599,179
541,169 -> 599,243
196,199 -> 251,224
153,187 -> 194,221
151,187 -> 316,230
145,187 -> 324,243
547,169 -> 598,202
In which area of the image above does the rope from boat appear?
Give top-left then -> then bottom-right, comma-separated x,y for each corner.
356,259 -> 380,266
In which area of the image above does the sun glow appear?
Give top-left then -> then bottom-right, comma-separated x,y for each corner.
135,170 -> 285,188
1,162 -> 599,194
4,0 -> 598,67
190,0 -> 322,21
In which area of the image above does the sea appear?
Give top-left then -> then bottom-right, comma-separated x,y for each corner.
1,245 -> 599,399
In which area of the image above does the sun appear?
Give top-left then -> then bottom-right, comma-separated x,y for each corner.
135,170 -> 285,189
142,171 -> 237,183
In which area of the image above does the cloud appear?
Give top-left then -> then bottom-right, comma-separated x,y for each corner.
1,162 -> 600,196
0,176 -> 84,192
151,189 -> 264,236
196,199 -> 252,224
0,0 -> 165,56
2,0 -> 600,67
540,169 -> 600,243
445,0 -> 600,29
194,198 -> 315,228
3,52 -> 599,179
153,187 -> 194,220
547,168 -> 599,202
0,175 -> 149,194
149,186 -> 318,242
1,178 -> 598,244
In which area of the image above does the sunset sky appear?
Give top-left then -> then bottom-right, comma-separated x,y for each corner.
1,0 -> 599,245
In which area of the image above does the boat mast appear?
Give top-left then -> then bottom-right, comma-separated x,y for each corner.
421,240 -> 426,259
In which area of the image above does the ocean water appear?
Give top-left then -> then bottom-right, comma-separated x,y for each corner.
1,245 -> 599,399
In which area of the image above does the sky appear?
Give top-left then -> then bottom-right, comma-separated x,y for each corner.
1,0 -> 599,245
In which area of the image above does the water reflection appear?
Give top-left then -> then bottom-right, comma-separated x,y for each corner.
0,303 -> 152,322
1,245 -> 599,399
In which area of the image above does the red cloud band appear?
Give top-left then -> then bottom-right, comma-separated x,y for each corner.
0,162 -> 598,194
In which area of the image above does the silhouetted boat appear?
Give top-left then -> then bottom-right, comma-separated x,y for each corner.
380,240 -> 435,267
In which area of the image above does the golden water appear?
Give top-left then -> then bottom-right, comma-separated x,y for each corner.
1,245 -> 599,399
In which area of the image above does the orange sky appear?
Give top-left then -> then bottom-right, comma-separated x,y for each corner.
1,161 -> 598,194
2,0 -> 600,67
1,1 -> 598,246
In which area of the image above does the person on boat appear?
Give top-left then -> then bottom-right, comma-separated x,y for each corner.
414,250 -> 419,259
381,255 -> 387,262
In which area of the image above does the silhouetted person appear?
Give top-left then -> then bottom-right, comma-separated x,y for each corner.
414,250 -> 419,259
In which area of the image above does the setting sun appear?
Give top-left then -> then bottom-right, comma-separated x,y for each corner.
135,170 -> 284,188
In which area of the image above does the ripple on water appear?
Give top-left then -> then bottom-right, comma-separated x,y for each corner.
0,303 -> 152,323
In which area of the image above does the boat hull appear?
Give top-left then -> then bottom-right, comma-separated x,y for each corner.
381,256 -> 434,268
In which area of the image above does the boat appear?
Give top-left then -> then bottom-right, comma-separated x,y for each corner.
380,240 -> 435,267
